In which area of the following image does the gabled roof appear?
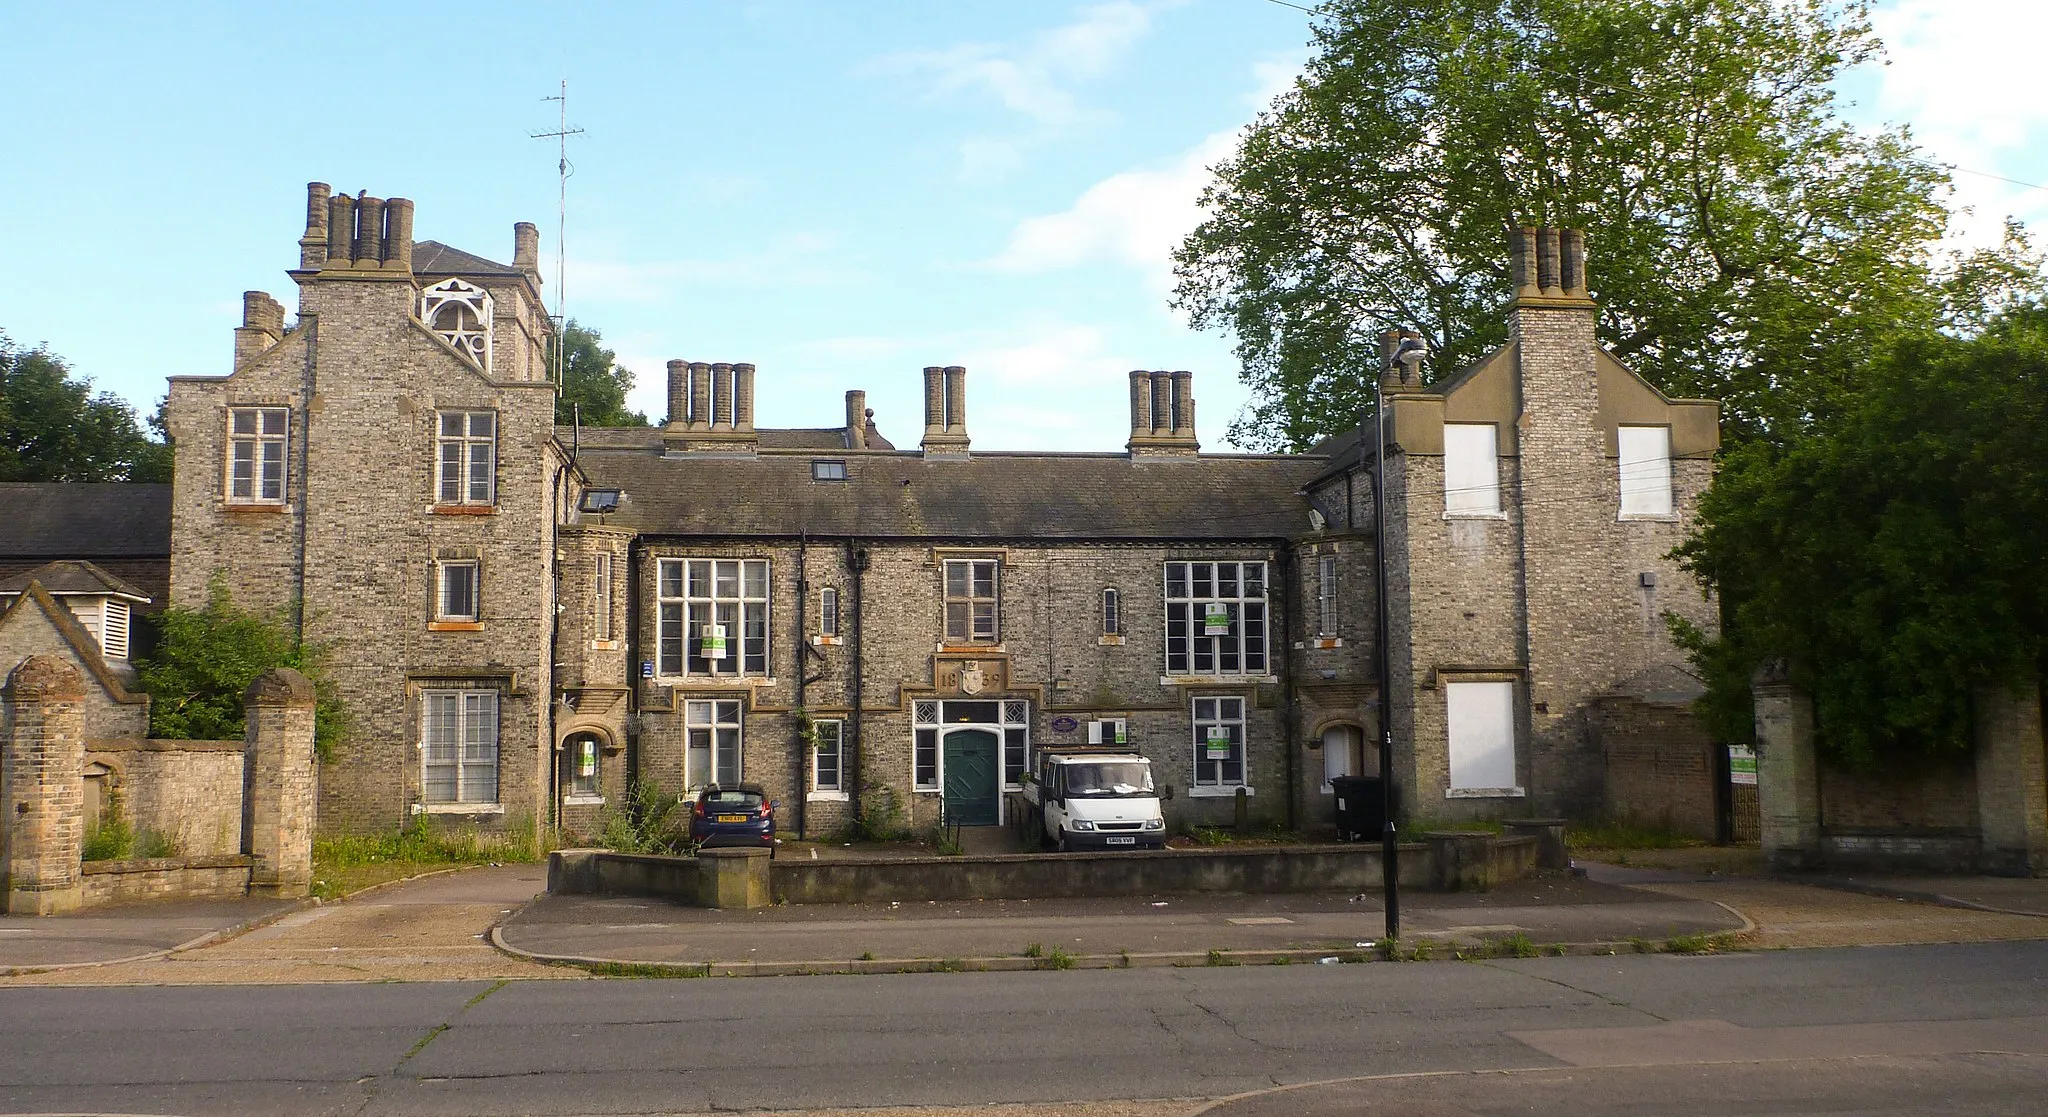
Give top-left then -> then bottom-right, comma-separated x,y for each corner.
578,448 -> 1325,540
412,240 -> 525,278
0,560 -> 152,602
0,483 -> 171,558
0,582 -> 148,706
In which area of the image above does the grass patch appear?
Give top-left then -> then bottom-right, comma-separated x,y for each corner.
1022,942 -> 1044,958
586,961 -> 711,978
1662,931 -> 1740,955
80,809 -> 179,862
1041,947 -> 1077,971
1496,932 -> 1540,959
311,815 -> 544,900
1567,818 -> 1708,853
1404,816 -> 1505,835
1205,948 -> 1240,967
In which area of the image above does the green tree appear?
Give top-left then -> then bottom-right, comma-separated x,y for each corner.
1173,0 -> 2036,450
550,319 -> 648,427
138,577 -> 347,758
1673,306 -> 2048,765
0,331 -> 170,482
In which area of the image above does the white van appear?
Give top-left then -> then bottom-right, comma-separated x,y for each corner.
1019,747 -> 1167,851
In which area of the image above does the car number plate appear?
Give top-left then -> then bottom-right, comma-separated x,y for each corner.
716,814 -> 748,823
1107,836 -> 1136,845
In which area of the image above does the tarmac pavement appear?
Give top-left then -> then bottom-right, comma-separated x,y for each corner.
0,895 -> 298,973
495,873 -> 1748,974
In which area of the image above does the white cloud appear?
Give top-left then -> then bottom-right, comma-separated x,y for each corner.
1867,0 -> 2048,246
569,230 -> 853,305
984,129 -> 1235,294
877,2 -> 1167,126
869,2 -> 1182,175
981,51 -> 1304,292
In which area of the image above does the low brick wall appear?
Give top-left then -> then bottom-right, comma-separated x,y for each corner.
88,738 -> 245,857
552,834 -> 1541,906
80,855 -> 254,907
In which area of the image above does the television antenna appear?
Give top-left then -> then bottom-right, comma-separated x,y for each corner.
531,79 -> 585,383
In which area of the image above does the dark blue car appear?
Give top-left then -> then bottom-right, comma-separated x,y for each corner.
691,784 -> 777,852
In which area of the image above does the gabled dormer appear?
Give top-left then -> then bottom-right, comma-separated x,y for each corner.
0,560 -> 152,664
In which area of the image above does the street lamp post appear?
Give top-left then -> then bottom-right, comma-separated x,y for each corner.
1375,331 -> 1426,942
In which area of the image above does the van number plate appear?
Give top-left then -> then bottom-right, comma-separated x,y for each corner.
1107,836 -> 1136,845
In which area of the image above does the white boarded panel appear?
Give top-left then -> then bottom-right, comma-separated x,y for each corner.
1619,425 -> 1673,517
1447,680 -> 1516,791
1443,424 -> 1501,515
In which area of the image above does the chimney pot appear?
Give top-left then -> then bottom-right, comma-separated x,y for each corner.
300,183 -> 332,269
732,363 -> 755,431
666,359 -> 689,426
943,366 -> 967,433
1128,370 -> 1151,435
688,362 -> 712,430
1537,228 -> 1562,293
1561,228 -> 1587,296
385,198 -> 414,272
1171,370 -> 1195,437
325,193 -> 354,265
354,196 -> 386,266
1509,228 -> 1539,297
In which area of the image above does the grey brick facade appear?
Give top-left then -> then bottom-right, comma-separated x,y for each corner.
147,193 -> 1724,842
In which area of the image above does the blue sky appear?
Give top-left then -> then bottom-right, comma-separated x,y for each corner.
5,1 -> 2044,452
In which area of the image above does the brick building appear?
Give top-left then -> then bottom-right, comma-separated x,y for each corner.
87,184 -> 1724,839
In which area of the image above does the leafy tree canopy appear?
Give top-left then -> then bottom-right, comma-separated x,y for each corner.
551,319 -> 648,427
0,331 -> 170,482
1175,0 -> 2042,450
1674,306 -> 2048,766
138,576 -> 347,758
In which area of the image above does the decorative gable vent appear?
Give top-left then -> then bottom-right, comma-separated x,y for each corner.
421,278 -> 494,373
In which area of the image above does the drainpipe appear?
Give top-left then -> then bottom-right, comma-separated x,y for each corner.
1277,542 -> 1297,832
794,533 -> 809,840
847,539 -> 867,831
624,539 -> 643,788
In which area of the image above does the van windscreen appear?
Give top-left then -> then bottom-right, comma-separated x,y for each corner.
1064,762 -> 1154,797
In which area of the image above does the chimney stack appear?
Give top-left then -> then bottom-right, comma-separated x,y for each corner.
845,390 -> 868,450
661,359 -> 760,454
1126,370 -> 1200,458
921,366 -> 971,457
234,291 -> 287,367
513,222 -> 540,275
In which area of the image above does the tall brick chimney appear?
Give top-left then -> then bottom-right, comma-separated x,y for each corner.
920,365 -> 970,457
845,390 -> 868,450
1126,369 -> 1199,458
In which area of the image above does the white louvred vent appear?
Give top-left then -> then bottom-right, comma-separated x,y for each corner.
101,600 -> 130,660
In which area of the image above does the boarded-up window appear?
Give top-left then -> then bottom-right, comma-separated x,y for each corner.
1446,681 -> 1518,794
1618,426 -> 1674,517
1443,424 -> 1501,516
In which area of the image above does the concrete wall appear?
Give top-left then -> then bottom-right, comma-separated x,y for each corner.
552,836 -> 1540,905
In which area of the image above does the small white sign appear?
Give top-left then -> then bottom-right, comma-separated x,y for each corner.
701,623 -> 728,660
1202,602 -> 1230,635
1205,727 -> 1231,758
1729,744 -> 1757,786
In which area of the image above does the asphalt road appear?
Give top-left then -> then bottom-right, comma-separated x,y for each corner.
0,940 -> 2043,1116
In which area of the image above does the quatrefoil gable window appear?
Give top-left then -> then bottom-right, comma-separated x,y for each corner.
421,279 -> 495,374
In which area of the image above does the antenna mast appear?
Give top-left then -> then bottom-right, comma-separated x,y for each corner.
531,79 -> 585,384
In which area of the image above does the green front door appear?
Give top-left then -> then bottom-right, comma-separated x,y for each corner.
942,729 -> 1000,826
